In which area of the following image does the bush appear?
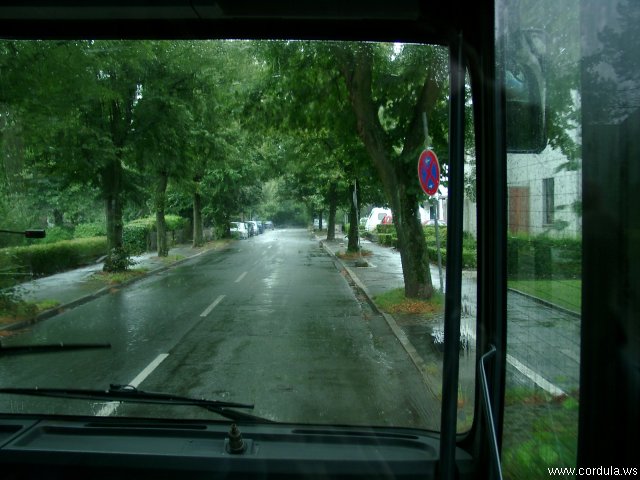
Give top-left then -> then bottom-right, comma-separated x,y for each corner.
507,235 -> 582,279
123,223 -> 151,255
40,226 -> 74,244
376,224 -> 396,235
123,215 -> 189,255
462,248 -> 477,269
0,237 -> 107,277
74,222 -> 106,238
165,214 -> 187,231
377,233 -> 396,247
507,235 -> 581,279
423,225 -> 447,244
103,246 -> 135,272
427,245 -> 446,266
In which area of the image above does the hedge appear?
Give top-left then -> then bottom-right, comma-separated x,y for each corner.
374,224 -> 474,268
39,226 -> 74,244
373,224 -> 580,277
74,222 -> 107,238
124,215 -> 189,255
507,235 -> 581,279
0,236 -> 107,279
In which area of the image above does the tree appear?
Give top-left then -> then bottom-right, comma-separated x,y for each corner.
248,41 -> 376,245
0,40 -> 150,270
133,41 -> 201,256
334,43 -> 449,299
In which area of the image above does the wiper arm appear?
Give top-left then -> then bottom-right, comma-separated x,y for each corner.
0,384 -> 270,423
0,342 -> 112,356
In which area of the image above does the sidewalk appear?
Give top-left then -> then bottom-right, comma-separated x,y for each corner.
2,242 -> 225,332
319,233 -> 581,398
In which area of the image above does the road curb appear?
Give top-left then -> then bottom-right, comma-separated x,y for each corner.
1,244 -> 222,333
318,239 -> 440,398
507,287 -> 580,319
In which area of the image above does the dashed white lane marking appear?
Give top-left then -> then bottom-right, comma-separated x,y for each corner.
95,353 -> 169,417
463,328 -> 566,396
200,295 -> 226,317
235,271 -> 248,283
506,353 -> 566,396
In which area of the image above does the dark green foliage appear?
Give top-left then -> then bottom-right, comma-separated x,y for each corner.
375,224 -> 477,269
123,215 -> 188,255
502,393 -> 579,479
39,226 -> 74,244
507,235 -> 581,279
164,214 -> 188,231
0,237 -> 107,277
377,233 -> 395,247
0,287 -> 38,319
74,222 -> 107,238
123,223 -> 150,255
103,246 -> 135,272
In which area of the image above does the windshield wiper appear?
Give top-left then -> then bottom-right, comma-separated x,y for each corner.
0,342 -> 112,356
0,384 -> 270,423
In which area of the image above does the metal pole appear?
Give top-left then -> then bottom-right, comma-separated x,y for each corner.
422,112 -> 430,148
434,198 -> 444,293
423,113 -> 443,292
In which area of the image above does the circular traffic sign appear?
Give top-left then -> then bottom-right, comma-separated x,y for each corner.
418,149 -> 440,196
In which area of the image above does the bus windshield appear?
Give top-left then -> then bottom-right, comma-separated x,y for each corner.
0,39 -> 477,432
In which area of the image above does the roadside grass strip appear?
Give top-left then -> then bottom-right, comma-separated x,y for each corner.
508,279 -> 581,314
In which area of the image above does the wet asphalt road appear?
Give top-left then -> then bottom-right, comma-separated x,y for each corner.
0,229 -> 439,430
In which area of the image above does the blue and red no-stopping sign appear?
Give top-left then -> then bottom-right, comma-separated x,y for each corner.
418,149 -> 440,196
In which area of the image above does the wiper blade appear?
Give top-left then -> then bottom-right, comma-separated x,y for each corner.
0,342 -> 112,356
0,384 -> 270,423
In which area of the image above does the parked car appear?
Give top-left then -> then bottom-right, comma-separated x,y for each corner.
229,221 -> 248,239
264,220 -> 274,230
365,207 -> 392,232
424,219 -> 446,227
246,221 -> 260,236
377,208 -> 444,227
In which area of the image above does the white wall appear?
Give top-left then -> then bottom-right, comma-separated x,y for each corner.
507,145 -> 581,238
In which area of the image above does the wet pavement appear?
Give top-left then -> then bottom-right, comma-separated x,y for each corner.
319,232 -> 581,398
0,229 -> 440,430
12,244 -> 217,308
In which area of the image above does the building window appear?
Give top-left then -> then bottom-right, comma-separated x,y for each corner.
543,177 -> 555,225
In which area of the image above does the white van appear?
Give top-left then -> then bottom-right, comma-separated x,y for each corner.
365,207 -> 392,232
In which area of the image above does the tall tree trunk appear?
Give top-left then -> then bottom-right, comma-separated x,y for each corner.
103,93 -> 134,272
338,45 -> 434,299
318,211 -> 323,231
105,195 -> 123,252
394,190 -> 434,298
155,171 -> 169,257
52,209 -> 64,227
348,182 -> 359,252
326,182 -> 337,241
193,190 -> 203,247
104,159 -> 124,253
103,159 -> 125,272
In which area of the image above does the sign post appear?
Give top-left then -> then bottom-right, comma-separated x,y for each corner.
418,149 -> 440,196
418,148 -> 444,292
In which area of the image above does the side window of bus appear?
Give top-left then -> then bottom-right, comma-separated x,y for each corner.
500,0 -> 582,476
